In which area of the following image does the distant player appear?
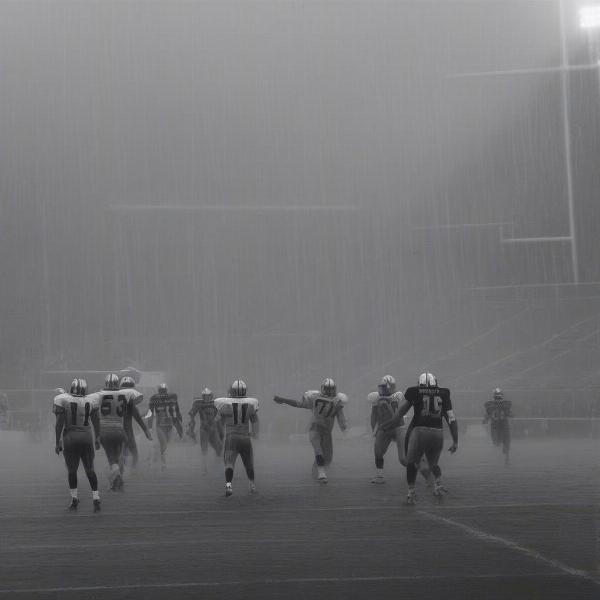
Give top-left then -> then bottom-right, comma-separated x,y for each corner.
484,387 -> 512,466
215,380 -> 259,497
188,388 -> 224,473
383,372 -> 458,505
120,376 -> 152,470
147,383 -> 183,469
273,378 -> 348,484
53,379 -> 102,512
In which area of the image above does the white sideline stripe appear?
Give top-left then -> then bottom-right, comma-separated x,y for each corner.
0,573 -> 572,594
419,510 -> 599,585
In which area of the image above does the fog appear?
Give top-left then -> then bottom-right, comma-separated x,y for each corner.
1,1 -> 600,420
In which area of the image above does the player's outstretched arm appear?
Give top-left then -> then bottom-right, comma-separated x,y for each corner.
91,409 -> 101,450
336,406 -> 348,432
54,412 -> 65,454
272,395 -> 302,408
132,404 -> 152,440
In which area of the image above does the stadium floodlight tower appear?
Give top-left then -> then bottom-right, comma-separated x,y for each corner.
579,5 -> 600,29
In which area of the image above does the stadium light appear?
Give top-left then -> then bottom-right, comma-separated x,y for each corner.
579,5 -> 600,29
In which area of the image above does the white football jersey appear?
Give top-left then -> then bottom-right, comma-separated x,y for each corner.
214,397 -> 259,436
53,392 -> 99,434
368,391 -> 403,430
92,388 -> 143,430
301,391 -> 348,430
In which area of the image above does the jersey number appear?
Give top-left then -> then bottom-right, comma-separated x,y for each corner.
70,402 -> 91,426
421,395 -> 442,417
232,403 -> 249,425
315,399 -> 334,417
100,395 -> 127,417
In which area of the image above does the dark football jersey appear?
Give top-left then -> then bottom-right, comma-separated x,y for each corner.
405,386 -> 452,429
149,393 -> 180,429
485,400 -> 511,422
190,398 -> 218,429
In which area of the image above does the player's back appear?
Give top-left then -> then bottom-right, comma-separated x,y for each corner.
405,386 -> 452,429
95,389 -> 127,430
53,392 -> 98,434
304,390 -> 347,430
195,398 -> 217,426
215,397 -> 258,436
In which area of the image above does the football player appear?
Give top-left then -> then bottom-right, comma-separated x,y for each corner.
273,378 -> 348,484
120,376 -> 152,470
483,387 -> 512,466
188,388 -> 224,473
383,372 -> 458,505
53,379 -> 102,512
147,383 -> 183,469
214,380 -> 259,497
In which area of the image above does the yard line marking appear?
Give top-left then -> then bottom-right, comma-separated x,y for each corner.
0,502 -> 596,520
419,510 -> 600,586
0,572 -> 572,594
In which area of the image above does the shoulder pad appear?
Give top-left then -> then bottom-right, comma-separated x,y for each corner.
53,393 -> 69,407
391,391 -> 404,402
86,393 -> 100,409
303,390 -> 320,401
336,393 -> 348,404
367,391 -> 379,405
213,397 -> 229,410
246,397 -> 259,410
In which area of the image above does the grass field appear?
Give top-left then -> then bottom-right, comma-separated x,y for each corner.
0,432 -> 598,599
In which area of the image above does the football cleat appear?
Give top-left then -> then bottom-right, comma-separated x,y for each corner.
67,498 -> 80,512
229,380 -> 247,398
433,483 -> 448,497
70,378 -> 87,397
105,373 -> 120,391
405,490 -> 417,506
320,378 -> 337,398
248,482 -> 257,494
371,475 -> 386,485
380,375 -> 396,395
225,483 -> 233,497
93,499 -> 101,513
318,471 -> 328,484
120,376 -> 135,389
418,372 -> 437,388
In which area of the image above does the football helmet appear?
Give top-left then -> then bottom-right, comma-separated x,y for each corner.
70,378 -> 87,397
229,380 -> 247,398
380,374 -> 396,395
321,378 -> 337,398
201,387 -> 213,401
105,373 -> 120,391
493,387 -> 504,400
158,383 -> 168,394
120,376 -> 135,389
418,372 -> 437,387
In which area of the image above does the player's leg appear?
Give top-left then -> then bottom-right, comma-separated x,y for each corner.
157,426 -> 171,469
199,428 -> 209,473
372,430 -> 392,484
62,434 -> 81,511
124,421 -> 139,469
210,426 -> 223,457
101,431 -> 121,491
502,422 -> 511,465
223,434 -> 239,496
308,427 -> 327,482
80,436 -> 101,512
423,429 -> 445,497
405,428 -> 425,504
320,429 -> 334,482
239,438 -> 256,493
